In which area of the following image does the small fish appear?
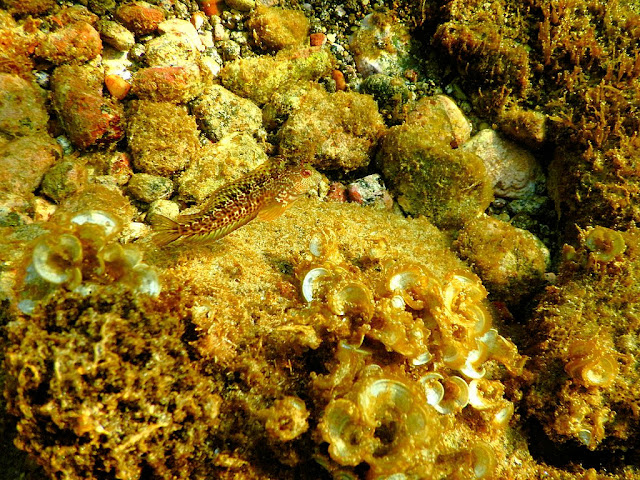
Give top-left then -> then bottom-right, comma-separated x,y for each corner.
151,158 -> 322,246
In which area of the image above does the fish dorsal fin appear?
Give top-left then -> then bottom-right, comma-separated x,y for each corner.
258,199 -> 290,221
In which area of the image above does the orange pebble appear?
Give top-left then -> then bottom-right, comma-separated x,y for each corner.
105,74 -> 131,100
309,32 -> 326,46
332,69 -> 346,91
200,0 -> 223,16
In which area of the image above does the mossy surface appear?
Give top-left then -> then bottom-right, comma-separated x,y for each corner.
524,227 -> 640,450
431,0 -> 640,229
376,124 -> 493,229
4,287 -> 221,480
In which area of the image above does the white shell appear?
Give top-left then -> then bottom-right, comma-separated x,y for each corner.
71,210 -> 119,237
301,267 -> 330,302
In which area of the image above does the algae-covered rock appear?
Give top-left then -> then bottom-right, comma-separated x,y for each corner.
128,173 -> 173,203
454,215 -> 549,304
549,140 -> 640,230
127,100 -> 199,176
349,12 -> 417,78
144,32 -> 199,67
190,84 -> 263,142
41,158 -> 88,203
0,135 -> 61,198
220,46 -> 335,105
51,65 -> 124,149
35,21 -> 102,65
178,133 -> 268,203
247,6 -> 310,51
142,197 -> 524,479
0,73 -> 49,138
132,64 -> 205,103
405,94 -> 472,148
525,227 -> 640,451
377,124 -> 493,229
278,87 -> 385,171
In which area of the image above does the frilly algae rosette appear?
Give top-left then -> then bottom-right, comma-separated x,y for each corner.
16,209 -> 159,315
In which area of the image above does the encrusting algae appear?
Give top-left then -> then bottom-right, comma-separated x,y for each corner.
151,158 -> 322,246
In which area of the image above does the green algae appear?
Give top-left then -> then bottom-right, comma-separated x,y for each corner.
376,124 -> 493,229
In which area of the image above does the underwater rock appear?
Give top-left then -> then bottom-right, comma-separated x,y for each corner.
0,73 -> 49,138
1,0 -> 54,15
349,11 -> 416,78
132,64 -> 205,103
278,87 -> 385,171
158,18 -> 203,52
377,124 -> 493,229
247,6 -> 310,51
360,73 -> 412,124
35,21 -> 102,65
462,129 -> 542,199
224,0 -> 254,12
549,140 -> 640,230
126,100 -> 199,176
0,11 -> 38,77
51,65 -> 124,149
144,31 -> 199,67
127,173 -> 174,203
115,1 -> 165,36
406,94 -> 472,148
41,158 -> 88,204
178,133 -> 268,203
0,135 -> 61,198
95,19 -> 135,51
4,288 -> 219,480
454,215 -> 550,304
190,84 -> 263,142
346,174 -> 392,209
525,226 -> 640,450
220,46 -> 335,105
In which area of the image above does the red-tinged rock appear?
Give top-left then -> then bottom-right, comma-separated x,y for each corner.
200,0 -> 223,16
309,32 -> 326,47
35,21 -> 102,65
0,12 -> 38,77
51,65 -> 124,148
131,64 -> 204,103
0,73 -> 49,137
115,1 -> 165,36
332,69 -> 346,91
50,5 -> 98,26
326,182 -> 347,202
0,135 -> 61,197
1,0 -> 55,16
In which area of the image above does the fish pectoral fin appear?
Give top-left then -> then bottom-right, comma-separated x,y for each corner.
257,199 -> 290,221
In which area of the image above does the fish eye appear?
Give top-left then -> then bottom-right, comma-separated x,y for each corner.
301,168 -> 312,178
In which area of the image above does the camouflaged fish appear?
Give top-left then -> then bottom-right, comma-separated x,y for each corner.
152,159 -> 322,246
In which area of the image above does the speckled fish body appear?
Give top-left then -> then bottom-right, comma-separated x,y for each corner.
152,159 -> 321,246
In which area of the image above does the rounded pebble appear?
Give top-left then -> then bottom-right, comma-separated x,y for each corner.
462,129 -> 542,199
128,173 -> 174,203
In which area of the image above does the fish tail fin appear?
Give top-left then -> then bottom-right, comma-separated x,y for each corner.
150,213 -> 183,247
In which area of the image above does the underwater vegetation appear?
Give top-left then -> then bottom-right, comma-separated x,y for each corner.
1,0 -> 640,478
14,209 -> 159,316
432,0 -> 640,231
524,226 -> 640,451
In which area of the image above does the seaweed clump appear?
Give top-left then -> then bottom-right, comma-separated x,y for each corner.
3,287 -> 221,480
432,0 -> 640,230
15,209 -> 159,316
524,227 -> 640,450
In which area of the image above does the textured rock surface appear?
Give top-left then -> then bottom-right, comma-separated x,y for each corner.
377,124 -> 493,229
